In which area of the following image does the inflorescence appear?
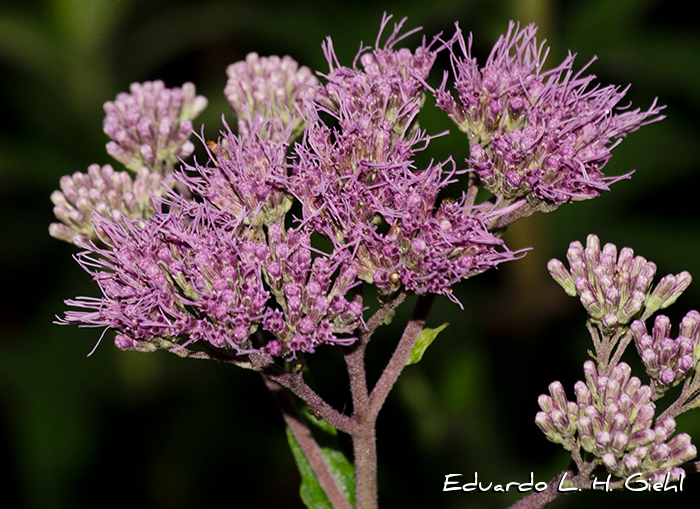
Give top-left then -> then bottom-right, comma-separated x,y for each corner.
435,22 -> 664,213
50,12 -> 695,494
51,16 -> 673,433
539,235 -> 700,486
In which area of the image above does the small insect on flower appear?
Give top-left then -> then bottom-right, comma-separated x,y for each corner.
206,140 -> 230,161
389,271 -> 401,285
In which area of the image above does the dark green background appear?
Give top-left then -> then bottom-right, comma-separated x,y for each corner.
1,0 -> 699,507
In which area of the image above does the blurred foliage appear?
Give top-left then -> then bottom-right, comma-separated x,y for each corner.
1,0 -> 699,507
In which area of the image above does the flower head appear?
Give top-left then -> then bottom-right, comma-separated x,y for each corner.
58,191 -> 362,356
49,164 -> 165,247
262,222 -> 363,355
437,22 -> 664,211
225,52 -> 318,142
178,116 -> 292,226
290,16 -> 518,301
316,14 -> 438,144
631,311 -> 700,395
547,234 -> 691,329
59,203 -> 272,354
537,361 -> 696,482
103,81 -> 207,172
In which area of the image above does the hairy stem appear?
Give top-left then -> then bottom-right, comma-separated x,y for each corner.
369,293 -> 435,415
343,324 -> 377,508
657,373 -> 699,421
344,291 -> 434,508
264,376 -> 353,509
361,290 -> 408,342
250,352 -> 358,434
351,415 -> 378,509
607,328 -> 632,374
465,171 -> 479,207
191,344 -> 357,432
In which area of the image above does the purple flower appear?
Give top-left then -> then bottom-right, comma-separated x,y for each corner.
49,164 -> 165,247
225,52 -> 318,142
177,116 -> 293,226
436,22 -> 664,211
263,222 -> 362,355
103,81 -> 207,173
58,203 -> 272,354
316,14 -> 438,143
290,16 -> 518,301
58,192 -> 362,356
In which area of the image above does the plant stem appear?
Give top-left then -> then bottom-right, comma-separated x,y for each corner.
343,325 -> 376,509
369,293 -> 435,414
351,414 -> 378,509
361,290 -> 408,341
606,328 -> 632,374
251,352 -> 358,434
345,293 -> 436,509
264,375 -> 353,509
657,374 -> 697,421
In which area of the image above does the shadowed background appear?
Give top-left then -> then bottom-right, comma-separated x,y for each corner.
1,0 -> 700,507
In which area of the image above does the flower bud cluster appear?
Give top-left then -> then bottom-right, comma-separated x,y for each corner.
49,164 -> 164,247
179,117 -> 292,226
631,312 -> 700,394
225,52 -> 318,142
547,235 -> 691,329
535,381 -> 578,448
436,22 -> 664,210
536,361 -> 696,482
262,223 -> 362,355
103,81 -> 207,172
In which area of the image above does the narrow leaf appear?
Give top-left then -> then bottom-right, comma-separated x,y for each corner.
406,322 -> 449,365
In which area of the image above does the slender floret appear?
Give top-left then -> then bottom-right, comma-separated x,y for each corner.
103,81 -> 207,173
49,164 -> 165,247
225,52 -> 318,142
436,22 -> 664,212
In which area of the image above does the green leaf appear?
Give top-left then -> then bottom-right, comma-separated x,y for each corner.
406,322 -> 449,366
286,409 -> 355,509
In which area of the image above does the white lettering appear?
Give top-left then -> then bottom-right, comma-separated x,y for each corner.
462,472 -> 478,492
535,482 -> 548,492
592,474 -> 611,492
443,474 -> 462,491
557,472 -> 577,493
518,472 -> 534,493
625,473 -> 648,491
